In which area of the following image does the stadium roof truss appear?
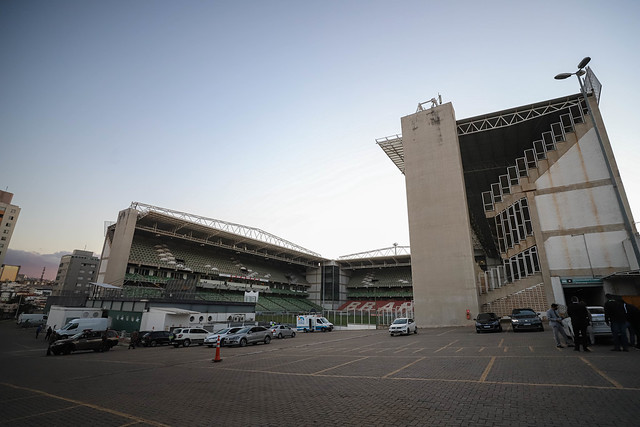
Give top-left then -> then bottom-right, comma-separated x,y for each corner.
338,245 -> 411,269
377,94 -> 587,174
129,202 -> 325,267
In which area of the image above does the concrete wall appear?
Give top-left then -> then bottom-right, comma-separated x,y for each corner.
535,127 -> 632,277
98,208 -> 137,287
401,103 -> 478,326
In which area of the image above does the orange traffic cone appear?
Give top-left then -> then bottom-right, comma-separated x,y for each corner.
213,336 -> 222,363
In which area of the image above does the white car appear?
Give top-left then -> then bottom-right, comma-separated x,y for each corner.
389,318 -> 417,336
205,327 -> 243,347
170,327 -> 210,347
562,306 -> 611,345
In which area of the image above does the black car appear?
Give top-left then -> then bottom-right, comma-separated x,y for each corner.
49,329 -> 119,355
475,312 -> 502,333
510,308 -> 544,332
141,331 -> 172,347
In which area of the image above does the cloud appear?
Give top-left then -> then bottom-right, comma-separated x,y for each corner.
3,249 -> 73,280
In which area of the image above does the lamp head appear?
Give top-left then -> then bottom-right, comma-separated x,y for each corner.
577,57 -> 591,70
554,73 -> 573,80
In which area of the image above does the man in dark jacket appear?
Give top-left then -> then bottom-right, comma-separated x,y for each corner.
567,296 -> 591,352
604,294 -> 629,352
623,301 -> 640,349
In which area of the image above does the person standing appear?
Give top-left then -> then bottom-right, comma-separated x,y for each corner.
567,296 -> 591,352
546,303 -> 569,348
44,326 -> 52,341
128,330 -> 139,349
604,294 -> 629,352
35,324 -> 42,339
622,300 -> 640,349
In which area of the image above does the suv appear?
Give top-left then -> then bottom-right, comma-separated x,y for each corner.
389,318 -> 417,336
170,327 -> 209,347
511,308 -> 544,332
225,326 -> 272,347
50,329 -> 119,355
141,331 -> 172,347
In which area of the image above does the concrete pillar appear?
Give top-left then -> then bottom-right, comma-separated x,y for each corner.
401,103 -> 479,326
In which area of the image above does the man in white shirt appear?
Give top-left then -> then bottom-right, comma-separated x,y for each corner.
546,303 -> 570,348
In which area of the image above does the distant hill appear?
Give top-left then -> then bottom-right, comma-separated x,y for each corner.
3,249 -> 72,281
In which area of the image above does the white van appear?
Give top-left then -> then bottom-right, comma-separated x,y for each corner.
56,318 -> 110,338
17,313 -> 47,326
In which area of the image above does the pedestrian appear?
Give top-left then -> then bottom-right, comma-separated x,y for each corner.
604,294 -> 629,352
546,303 -> 570,348
128,330 -> 139,349
35,324 -> 42,339
622,300 -> 640,349
44,326 -> 52,341
567,296 -> 591,352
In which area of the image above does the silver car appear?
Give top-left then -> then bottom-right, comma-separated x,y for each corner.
204,327 -> 243,347
269,324 -> 296,339
225,326 -> 272,347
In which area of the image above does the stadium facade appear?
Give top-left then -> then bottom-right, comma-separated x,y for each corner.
379,68 -> 640,327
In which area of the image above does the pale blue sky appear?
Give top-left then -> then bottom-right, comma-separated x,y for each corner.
2,1 -> 639,278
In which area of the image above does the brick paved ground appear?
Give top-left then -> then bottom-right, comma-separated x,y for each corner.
1,320 -> 638,426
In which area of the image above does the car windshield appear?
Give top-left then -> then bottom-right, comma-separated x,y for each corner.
477,313 -> 494,321
392,318 -> 408,324
70,332 -> 85,340
214,328 -> 231,334
235,327 -> 251,334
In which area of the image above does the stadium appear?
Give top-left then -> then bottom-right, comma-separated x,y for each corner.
90,202 -> 414,331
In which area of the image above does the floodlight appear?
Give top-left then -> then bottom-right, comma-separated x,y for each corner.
577,57 -> 591,69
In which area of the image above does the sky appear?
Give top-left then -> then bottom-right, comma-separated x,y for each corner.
2,1 -> 639,280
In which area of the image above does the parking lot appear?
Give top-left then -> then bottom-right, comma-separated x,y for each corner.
1,320 -> 639,426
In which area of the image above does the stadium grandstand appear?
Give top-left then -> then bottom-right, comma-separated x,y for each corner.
337,244 -> 414,313
96,202 -> 325,314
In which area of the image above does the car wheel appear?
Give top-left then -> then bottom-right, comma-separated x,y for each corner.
476,329 -> 481,333
63,345 -> 72,355
183,339 -> 191,347
278,333 -> 283,339
264,335 -> 271,344
539,325 -> 544,332
414,327 -> 418,334
291,332 -> 296,338
150,340 -> 157,347
239,338 -> 247,347
321,327 -> 327,332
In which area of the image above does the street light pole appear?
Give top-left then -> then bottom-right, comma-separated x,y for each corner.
555,57 -> 640,269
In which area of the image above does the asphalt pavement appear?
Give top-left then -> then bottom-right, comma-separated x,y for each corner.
1,320 -> 639,426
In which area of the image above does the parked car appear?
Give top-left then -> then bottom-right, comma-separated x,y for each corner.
475,312 -> 503,333
270,324 -> 296,339
170,327 -> 209,347
204,327 -> 244,347
225,326 -> 272,347
49,329 -> 119,355
511,308 -> 544,332
562,306 -> 611,344
389,318 -> 417,336
141,331 -> 172,347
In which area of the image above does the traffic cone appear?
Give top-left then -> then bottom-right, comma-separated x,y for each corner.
212,336 -> 222,363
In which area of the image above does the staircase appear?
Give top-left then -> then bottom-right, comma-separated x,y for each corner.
477,99 -> 589,301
